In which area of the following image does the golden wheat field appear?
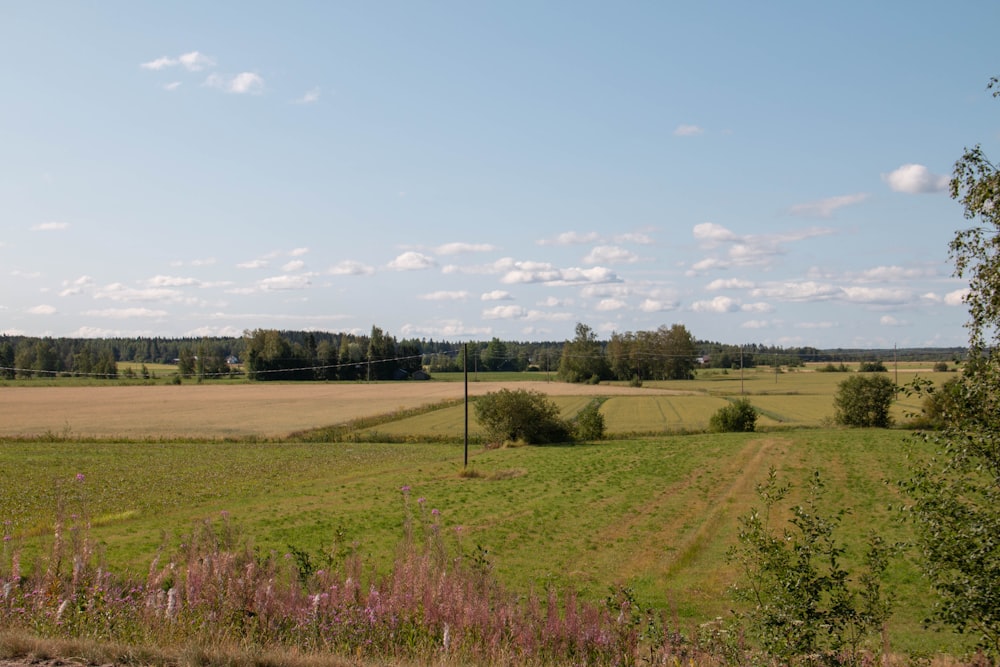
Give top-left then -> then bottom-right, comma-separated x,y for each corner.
0,381 -> 687,439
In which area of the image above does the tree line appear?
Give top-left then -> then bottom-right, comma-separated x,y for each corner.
0,328 -> 964,382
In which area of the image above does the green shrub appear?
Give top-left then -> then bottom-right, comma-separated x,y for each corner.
709,398 -> 758,432
858,360 -> 888,372
834,374 -> 896,427
474,388 -> 572,446
572,400 -> 606,441
729,468 -> 895,662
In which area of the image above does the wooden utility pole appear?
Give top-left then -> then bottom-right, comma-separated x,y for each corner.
464,343 -> 469,469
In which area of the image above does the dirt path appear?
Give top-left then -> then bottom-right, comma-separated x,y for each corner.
0,381 -> 691,439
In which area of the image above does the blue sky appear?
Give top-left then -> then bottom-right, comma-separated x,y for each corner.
2,2 -> 997,347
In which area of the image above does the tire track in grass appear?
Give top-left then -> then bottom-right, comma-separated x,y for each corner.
591,437 -> 785,591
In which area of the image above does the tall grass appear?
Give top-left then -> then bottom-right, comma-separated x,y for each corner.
1,479 -> 738,666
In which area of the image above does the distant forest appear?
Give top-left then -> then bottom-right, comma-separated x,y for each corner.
0,327 -> 965,381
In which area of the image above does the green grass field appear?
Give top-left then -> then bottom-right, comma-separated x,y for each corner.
0,428 -> 972,656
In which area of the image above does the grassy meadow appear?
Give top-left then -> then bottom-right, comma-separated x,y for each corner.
0,365 -> 975,661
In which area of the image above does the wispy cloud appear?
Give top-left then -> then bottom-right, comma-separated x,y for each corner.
674,124 -> 704,137
481,290 -> 512,301
688,223 -> 835,275
237,259 -> 270,269
882,164 -> 949,194
258,274 -> 312,291
583,245 -> 639,265
27,304 -> 56,315
83,307 -> 168,319
789,193 -> 868,218
435,242 -> 497,255
293,87 -> 321,104
537,231 -> 600,246
419,290 -> 469,301
141,51 -> 215,72
327,260 -> 375,276
30,221 -> 70,231
205,72 -> 265,95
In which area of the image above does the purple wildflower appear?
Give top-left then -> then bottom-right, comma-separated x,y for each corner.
75,473 -> 85,483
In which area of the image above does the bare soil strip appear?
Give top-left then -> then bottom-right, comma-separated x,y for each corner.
0,382 -> 688,439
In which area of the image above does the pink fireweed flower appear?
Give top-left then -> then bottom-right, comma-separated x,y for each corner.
75,473 -> 85,482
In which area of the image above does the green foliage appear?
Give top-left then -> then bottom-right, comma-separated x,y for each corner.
729,468 -> 895,664
571,399 -> 606,441
817,362 -> 851,372
858,360 -> 887,372
557,322 -> 610,383
898,80 -> 1000,655
709,397 -> 758,432
833,374 -> 897,428
473,388 -> 572,446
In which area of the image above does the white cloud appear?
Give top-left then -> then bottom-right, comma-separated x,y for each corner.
481,290 -> 512,301
11,270 -> 42,279
614,232 -> 655,245
944,288 -> 969,306
163,81 -> 182,91
880,315 -> 908,326
259,275 -> 311,291
94,283 -> 183,302
400,320 -> 492,338
674,124 -> 704,136
638,298 -> 679,313
689,225 -> 835,275
282,260 -> 306,272
205,72 -> 265,95
741,302 -> 773,313
483,305 -> 528,319
795,321 -> 836,329
141,51 -> 215,72
706,278 -> 754,290
293,87 -> 321,104
30,221 -> 70,231
27,304 -> 56,315
742,320 -> 770,329
789,193 -> 869,218
500,262 -> 621,286
583,245 -> 638,265
238,259 -> 269,269
537,231 -> 600,246
388,251 -> 436,271
327,260 -> 375,276
692,222 -> 739,246
692,296 -> 741,313
751,281 -> 841,302
83,308 -> 168,319
882,163 -> 949,194
146,275 -> 199,287
840,286 -> 911,305
855,265 -> 937,282
289,247 -> 310,256
419,290 -> 469,301
435,242 -> 497,255
595,298 -> 627,311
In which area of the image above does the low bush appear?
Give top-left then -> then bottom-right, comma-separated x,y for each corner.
834,374 -> 897,428
709,398 -> 758,432
572,399 -> 607,441
473,388 -> 572,446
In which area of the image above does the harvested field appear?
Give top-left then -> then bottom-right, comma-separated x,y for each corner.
0,381 -> 687,439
